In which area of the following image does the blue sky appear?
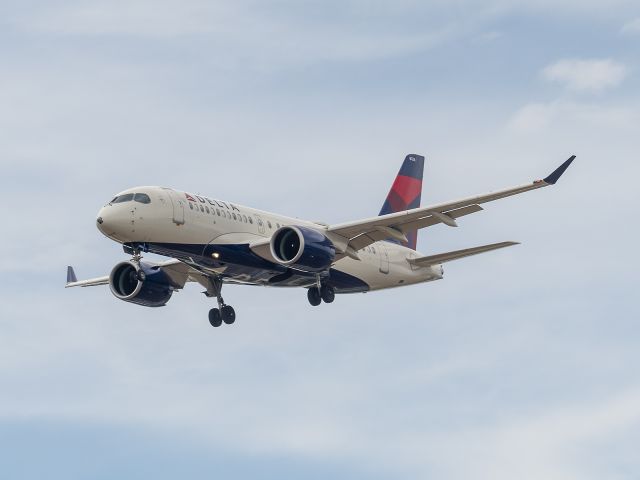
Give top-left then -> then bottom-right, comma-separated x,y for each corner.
1,1 -> 639,479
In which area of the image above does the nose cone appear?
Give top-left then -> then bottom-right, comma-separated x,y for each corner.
96,205 -> 131,241
96,206 -> 112,236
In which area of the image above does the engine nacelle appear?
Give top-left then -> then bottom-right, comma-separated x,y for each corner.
270,226 -> 336,273
109,261 -> 174,307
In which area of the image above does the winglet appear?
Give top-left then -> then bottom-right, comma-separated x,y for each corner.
543,155 -> 576,185
66,266 -> 78,284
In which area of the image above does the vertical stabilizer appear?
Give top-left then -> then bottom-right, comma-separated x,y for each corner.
378,154 -> 425,250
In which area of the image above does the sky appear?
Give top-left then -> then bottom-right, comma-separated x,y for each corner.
0,1 -> 639,479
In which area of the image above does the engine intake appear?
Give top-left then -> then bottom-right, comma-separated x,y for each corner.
270,226 -> 335,273
109,261 -> 174,307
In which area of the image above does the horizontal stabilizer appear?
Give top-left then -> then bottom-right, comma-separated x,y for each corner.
408,241 -> 519,267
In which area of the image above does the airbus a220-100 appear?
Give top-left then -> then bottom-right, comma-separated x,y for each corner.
66,154 -> 575,327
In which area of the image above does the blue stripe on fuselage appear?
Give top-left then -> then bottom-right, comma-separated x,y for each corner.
145,242 -> 369,293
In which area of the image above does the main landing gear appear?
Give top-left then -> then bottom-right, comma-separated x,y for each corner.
206,277 -> 236,328
208,304 -> 235,328
307,283 -> 335,307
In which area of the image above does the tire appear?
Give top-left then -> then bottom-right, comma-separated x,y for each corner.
320,285 -> 335,304
307,287 -> 322,306
221,305 -> 236,324
209,308 -> 222,327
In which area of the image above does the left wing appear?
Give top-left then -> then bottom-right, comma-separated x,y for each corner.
326,156 -> 575,255
408,241 -> 519,267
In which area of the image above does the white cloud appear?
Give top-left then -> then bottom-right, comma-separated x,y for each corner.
621,17 -> 640,34
15,0 -> 228,37
10,0 -> 466,66
508,103 -> 558,133
474,30 -> 503,43
542,59 -> 628,92
508,100 -> 639,134
2,1 -> 640,478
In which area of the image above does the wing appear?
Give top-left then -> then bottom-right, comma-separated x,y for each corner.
65,260 -> 207,290
65,266 -> 109,288
327,156 -> 575,255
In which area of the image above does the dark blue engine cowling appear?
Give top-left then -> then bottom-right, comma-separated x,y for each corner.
270,226 -> 336,273
109,261 -> 175,307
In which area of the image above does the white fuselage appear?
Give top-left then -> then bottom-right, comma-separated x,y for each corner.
96,186 -> 443,293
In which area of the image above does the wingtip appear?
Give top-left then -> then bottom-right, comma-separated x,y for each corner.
543,155 -> 576,185
66,266 -> 77,284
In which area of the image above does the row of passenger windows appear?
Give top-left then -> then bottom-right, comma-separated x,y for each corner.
188,202 -> 282,229
111,193 -> 151,204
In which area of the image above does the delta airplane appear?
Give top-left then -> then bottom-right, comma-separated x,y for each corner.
66,154 -> 575,327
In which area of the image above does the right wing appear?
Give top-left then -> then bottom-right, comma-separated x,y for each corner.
408,241 -> 519,267
327,156 -> 575,254
65,266 -> 109,288
65,260 -> 209,290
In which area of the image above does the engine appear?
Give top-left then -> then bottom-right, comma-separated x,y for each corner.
109,261 -> 175,307
270,226 -> 336,273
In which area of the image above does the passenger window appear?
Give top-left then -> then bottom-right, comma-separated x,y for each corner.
200,205 -> 204,212
232,213 -> 237,220
216,209 -> 220,216
243,215 -> 247,223
249,217 -> 253,224
113,193 -> 134,203
276,223 -> 280,229
205,206 -> 210,214
189,203 -> 194,210
372,247 -> 376,254
267,221 -> 272,229
133,193 -> 151,204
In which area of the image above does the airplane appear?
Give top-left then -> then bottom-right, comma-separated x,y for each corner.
66,154 -> 575,328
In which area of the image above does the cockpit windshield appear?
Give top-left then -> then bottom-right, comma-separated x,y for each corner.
110,193 -> 151,205
133,193 -> 151,204
113,193 -> 134,203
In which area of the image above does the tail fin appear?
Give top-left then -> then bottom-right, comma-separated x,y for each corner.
378,154 -> 425,250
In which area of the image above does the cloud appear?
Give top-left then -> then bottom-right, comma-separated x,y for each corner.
9,0 -> 469,67
541,59 -> 628,93
507,100 -> 639,134
13,0 -> 227,37
2,1 -> 640,479
621,17 -> 640,34
396,388 -> 640,480
474,30 -> 503,43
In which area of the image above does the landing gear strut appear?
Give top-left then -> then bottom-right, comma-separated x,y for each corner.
207,277 -> 236,327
